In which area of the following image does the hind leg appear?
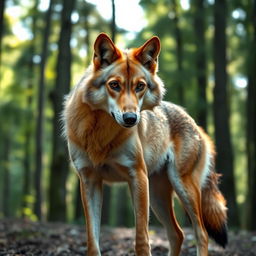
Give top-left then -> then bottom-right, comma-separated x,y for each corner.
167,165 -> 208,256
149,172 -> 184,256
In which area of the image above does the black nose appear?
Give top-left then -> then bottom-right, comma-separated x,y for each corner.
123,112 -> 137,126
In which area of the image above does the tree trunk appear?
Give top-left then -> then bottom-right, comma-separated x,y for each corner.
115,185 -> 133,227
111,0 -> 116,43
245,0 -> 256,230
170,0 -> 184,105
84,18 -> 91,66
34,0 -> 54,220
22,123 -> 32,217
23,0 -> 38,218
48,0 -> 76,221
0,0 -> 5,43
3,135 -> 10,217
213,0 -> 239,227
193,0 -> 207,131
0,0 -> 6,89
101,185 -> 111,225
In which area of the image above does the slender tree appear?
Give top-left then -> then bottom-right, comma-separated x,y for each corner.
84,14 -> 91,67
81,2 -> 94,70
23,0 -> 38,218
0,0 -> 5,50
111,0 -> 116,43
3,135 -> 10,217
34,0 -> 54,220
23,88 -> 33,217
245,0 -> 256,230
101,187 -> 111,225
213,0 -> 239,226
193,0 -> 207,130
170,0 -> 184,105
0,103 -> 19,217
0,0 -> 6,89
48,0 -> 76,221
115,185 -> 133,227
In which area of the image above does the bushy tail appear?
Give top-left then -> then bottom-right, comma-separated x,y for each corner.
201,171 -> 228,248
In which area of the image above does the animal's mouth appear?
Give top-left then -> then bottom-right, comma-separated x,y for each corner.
123,124 -> 136,128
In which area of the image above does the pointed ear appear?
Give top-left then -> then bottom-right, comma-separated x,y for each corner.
93,33 -> 121,70
134,36 -> 161,73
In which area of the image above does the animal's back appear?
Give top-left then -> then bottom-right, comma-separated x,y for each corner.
139,101 -> 204,177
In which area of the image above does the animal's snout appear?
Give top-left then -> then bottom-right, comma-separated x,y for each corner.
123,112 -> 137,126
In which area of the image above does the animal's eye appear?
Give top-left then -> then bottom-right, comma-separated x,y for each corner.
109,80 -> 121,92
136,82 -> 146,92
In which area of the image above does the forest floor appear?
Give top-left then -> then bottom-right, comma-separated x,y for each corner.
0,219 -> 256,255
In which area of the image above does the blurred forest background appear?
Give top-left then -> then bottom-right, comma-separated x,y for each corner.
0,0 -> 255,232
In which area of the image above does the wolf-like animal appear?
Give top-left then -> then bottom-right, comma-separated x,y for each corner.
63,33 -> 228,256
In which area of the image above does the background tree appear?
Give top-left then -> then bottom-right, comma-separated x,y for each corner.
113,185 -> 133,227
245,0 -> 256,230
2,135 -> 11,217
193,0 -> 207,130
1,107 -> 11,217
23,0 -> 38,219
111,0 -> 116,43
48,0 -> 76,221
213,0 -> 239,226
34,0 -> 54,220
170,0 -> 184,106
0,101 -> 23,217
0,0 -> 6,78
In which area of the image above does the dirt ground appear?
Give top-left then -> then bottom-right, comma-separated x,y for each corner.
0,219 -> 255,255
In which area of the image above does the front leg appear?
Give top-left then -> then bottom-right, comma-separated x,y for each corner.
128,161 -> 151,256
78,168 -> 103,256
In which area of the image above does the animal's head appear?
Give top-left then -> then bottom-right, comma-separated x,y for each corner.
84,33 -> 165,128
